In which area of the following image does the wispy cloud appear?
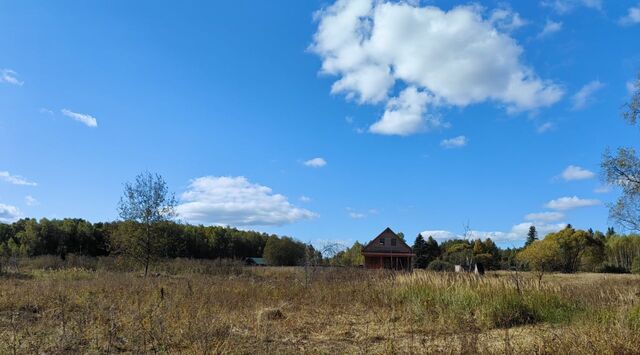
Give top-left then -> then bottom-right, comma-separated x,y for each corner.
61,109 -> 98,127
0,171 -> 37,186
545,196 -> 600,210
25,195 -> 39,206
440,136 -> 467,149
0,69 -> 23,86
619,4 -> 640,26
572,80 -> 604,110
537,122 -> 555,133
560,165 -> 595,181
542,0 -> 602,14
348,212 -> 366,219
299,196 -> 312,203
303,157 -> 327,168
594,185 -> 611,194
525,211 -> 565,222
538,20 -> 563,37
346,207 -> 377,219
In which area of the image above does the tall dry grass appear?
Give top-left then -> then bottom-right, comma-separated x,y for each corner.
0,257 -> 639,354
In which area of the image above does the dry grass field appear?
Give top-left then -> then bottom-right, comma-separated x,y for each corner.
1,257 -> 640,354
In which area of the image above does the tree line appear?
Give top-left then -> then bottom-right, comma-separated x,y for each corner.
3,217 -> 640,275
0,218 -> 313,268
330,225 -> 640,275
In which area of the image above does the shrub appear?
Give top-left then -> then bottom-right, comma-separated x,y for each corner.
426,259 -> 454,272
483,293 -> 535,328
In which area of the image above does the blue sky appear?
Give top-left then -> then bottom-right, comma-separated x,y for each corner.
1,0 -> 639,247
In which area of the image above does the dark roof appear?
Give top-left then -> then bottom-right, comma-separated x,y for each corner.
362,227 -> 413,254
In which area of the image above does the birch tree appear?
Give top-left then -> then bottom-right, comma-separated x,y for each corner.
117,172 -> 176,276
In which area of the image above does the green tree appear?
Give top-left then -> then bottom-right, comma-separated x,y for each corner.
116,172 -> 176,276
605,234 -> 640,271
544,226 -> 602,273
263,236 -> 306,266
412,234 -> 427,268
525,226 -> 538,247
517,240 -> 561,285
412,234 -> 440,268
334,241 -> 364,266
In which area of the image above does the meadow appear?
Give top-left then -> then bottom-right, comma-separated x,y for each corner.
1,256 -> 639,354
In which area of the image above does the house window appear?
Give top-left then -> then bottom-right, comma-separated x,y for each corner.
391,238 -> 397,246
379,238 -> 385,245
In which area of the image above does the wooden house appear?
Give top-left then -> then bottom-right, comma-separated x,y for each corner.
361,227 -> 415,270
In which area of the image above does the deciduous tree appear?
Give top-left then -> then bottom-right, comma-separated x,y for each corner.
116,172 -> 176,276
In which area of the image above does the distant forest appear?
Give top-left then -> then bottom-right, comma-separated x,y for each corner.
0,218 -> 315,266
1,218 -> 640,274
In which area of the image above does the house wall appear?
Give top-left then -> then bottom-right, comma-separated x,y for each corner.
364,256 -> 411,270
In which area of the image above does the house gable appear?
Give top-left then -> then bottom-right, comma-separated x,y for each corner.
362,227 -> 413,254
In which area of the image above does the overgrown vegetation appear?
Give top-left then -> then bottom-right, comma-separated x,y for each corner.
0,260 -> 638,353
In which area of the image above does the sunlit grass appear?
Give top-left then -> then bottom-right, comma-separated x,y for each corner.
0,257 -> 639,353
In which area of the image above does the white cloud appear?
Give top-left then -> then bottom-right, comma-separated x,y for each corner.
312,1 -> 564,136
489,7 -> 528,32
421,221 -> 565,243
176,176 -> 317,226
61,109 -> 98,127
369,87 -> 445,135
539,20 -> 563,37
303,157 -> 327,168
440,136 -> 467,149
572,80 -> 604,110
0,69 -> 23,86
537,122 -> 555,133
542,0 -> 602,14
39,108 -> 54,115
346,207 -> 369,219
545,196 -> 600,210
0,171 -> 37,186
300,196 -> 312,203
0,203 -> 21,222
619,5 -> 640,26
420,230 -> 459,241
349,212 -> 366,219
25,195 -> 39,206
525,211 -> 565,222
560,165 -> 595,181
594,185 -> 611,194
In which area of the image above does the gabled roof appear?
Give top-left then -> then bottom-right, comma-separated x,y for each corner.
362,227 -> 413,254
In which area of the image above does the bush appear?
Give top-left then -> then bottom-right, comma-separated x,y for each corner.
484,293 -> 535,328
632,257 -> 640,274
426,259 -> 454,272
